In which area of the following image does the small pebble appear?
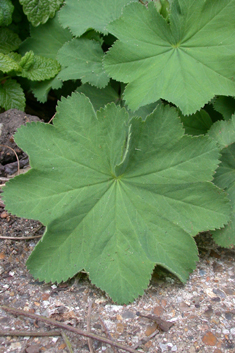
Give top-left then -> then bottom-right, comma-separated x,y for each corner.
230,328 -> 235,335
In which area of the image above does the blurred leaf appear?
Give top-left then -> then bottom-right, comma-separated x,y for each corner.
0,78 -> 25,110
19,0 -> 63,26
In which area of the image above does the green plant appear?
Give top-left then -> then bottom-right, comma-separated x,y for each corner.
0,0 -> 62,111
2,0 -> 235,303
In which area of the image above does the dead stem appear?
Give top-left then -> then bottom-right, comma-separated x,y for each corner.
47,113 -> 56,124
99,316 -> 118,353
133,329 -> 159,349
0,330 -> 60,337
1,306 -> 139,353
87,301 -> 94,353
61,331 -> 74,353
0,224 -> 44,240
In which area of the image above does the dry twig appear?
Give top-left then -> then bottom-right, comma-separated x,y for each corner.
47,113 -> 56,124
61,330 -> 74,353
0,235 -> 42,240
136,311 -> 174,332
0,224 -> 43,240
87,301 -> 94,353
0,330 -> 60,337
133,329 -> 159,350
99,316 -> 118,353
1,306 -> 139,353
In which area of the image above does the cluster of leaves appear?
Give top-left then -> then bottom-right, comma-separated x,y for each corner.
0,0 -> 62,110
2,0 -> 235,303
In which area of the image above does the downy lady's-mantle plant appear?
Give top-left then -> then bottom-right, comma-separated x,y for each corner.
2,0 -> 235,303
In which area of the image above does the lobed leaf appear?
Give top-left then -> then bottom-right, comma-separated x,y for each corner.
208,115 -> 235,149
212,144 -> 235,247
19,13 -> 71,101
30,77 -> 63,103
179,110 -> 213,136
104,0 -> 235,115
57,38 -> 109,88
58,0 -> 139,37
19,13 -> 72,59
77,82 -> 159,119
76,83 -> 120,111
3,93 -> 230,303
213,96 -> 235,121
208,116 -> 235,247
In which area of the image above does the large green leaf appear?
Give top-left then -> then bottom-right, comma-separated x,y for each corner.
57,38 -> 109,88
0,78 -> 25,110
208,116 -> 235,247
104,0 -> 235,115
3,94 -> 230,303
58,0 -> 138,37
19,0 -> 63,26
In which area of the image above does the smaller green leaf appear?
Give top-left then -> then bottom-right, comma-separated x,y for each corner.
0,78 -> 25,110
208,116 -> 235,247
19,13 -> 72,59
0,53 -> 22,73
0,0 -> 14,26
213,96 -> 235,121
180,109 -> 213,136
76,83 -> 119,111
127,102 -> 160,121
58,0 -> 138,37
208,115 -> 235,149
104,0 -> 235,115
18,55 -> 61,81
0,28 -> 21,54
19,0 -> 63,26
20,51 -> 35,70
76,82 -> 159,119
57,38 -> 109,88
212,144 -> 235,247
19,13 -> 71,102
31,76 -> 63,103
155,0 -> 170,21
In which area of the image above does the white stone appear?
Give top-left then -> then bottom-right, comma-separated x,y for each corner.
230,327 -> 235,335
159,343 -> 168,351
105,305 -> 123,312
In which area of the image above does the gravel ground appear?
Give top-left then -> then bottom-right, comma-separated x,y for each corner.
0,211 -> 235,353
